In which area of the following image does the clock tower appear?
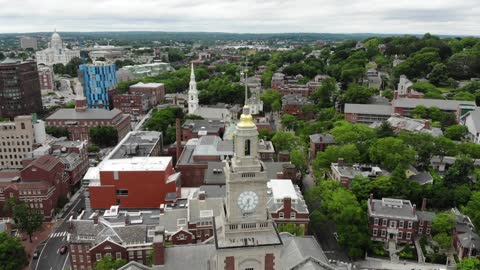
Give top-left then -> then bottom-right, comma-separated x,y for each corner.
211,84 -> 282,270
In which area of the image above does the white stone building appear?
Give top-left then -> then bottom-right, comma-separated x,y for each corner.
35,31 -> 80,66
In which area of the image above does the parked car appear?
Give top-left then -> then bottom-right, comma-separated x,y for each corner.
33,251 -> 39,259
59,245 -> 68,255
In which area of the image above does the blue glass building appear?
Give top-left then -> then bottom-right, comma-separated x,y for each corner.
79,62 -> 117,109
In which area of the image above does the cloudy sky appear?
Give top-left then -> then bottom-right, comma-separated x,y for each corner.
0,0 -> 478,35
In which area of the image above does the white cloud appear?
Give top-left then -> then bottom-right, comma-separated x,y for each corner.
0,0 -> 478,35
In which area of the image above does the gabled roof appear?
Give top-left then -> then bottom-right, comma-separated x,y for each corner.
24,154 -> 60,172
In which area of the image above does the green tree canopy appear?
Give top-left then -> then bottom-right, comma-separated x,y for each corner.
260,89 -> 282,112
457,258 -> 480,270
0,232 -> 28,270
444,125 -> 469,141
342,84 -> 373,104
271,131 -> 303,152
95,255 -> 127,270
368,137 -> 416,171
4,198 -> 43,242
89,126 -> 119,147
462,192 -> 480,229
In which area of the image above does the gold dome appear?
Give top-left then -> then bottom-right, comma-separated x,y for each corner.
237,105 -> 255,128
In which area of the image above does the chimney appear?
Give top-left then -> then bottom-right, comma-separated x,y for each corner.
198,191 -> 206,201
337,158 -> 344,166
412,204 -> 417,216
125,214 -> 130,225
153,226 -> 166,266
393,91 -> 399,100
159,204 -> 165,214
283,197 -> 292,210
319,135 -> 323,142
369,193 -> 374,211
175,118 -> 182,163
424,120 -> 431,130
93,211 -> 99,225
421,198 -> 427,211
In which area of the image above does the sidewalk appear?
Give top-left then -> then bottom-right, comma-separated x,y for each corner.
23,221 -> 58,270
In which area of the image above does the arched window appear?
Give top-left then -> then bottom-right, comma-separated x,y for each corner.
21,123 -> 25,130
245,139 -> 251,156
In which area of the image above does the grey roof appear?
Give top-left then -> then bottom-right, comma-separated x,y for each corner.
458,230 -> 480,248
282,94 -> 310,106
188,197 -> 224,223
109,131 -> 163,159
119,261 -> 152,270
280,233 -> 346,270
416,211 -> 436,222
159,208 -> 188,233
368,198 -> 418,221
409,171 -> 434,185
309,133 -> 335,144
344,103 -> 392,115
465,108 -> 480,132
183,119 -> 225,133
47,108 -> 124,120
197,185 -> 226,198
154,244 -> 216,270
394,98 -> 475,111
69,220 -> 106,244
193,136 -> 233,156
204,161 -> 290,185
192,106 -> 230,120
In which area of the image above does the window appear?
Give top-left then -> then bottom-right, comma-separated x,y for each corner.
116,189 -> 128,196
116,252 -> 122,260
426,228 -> 431,235
419,220 -> 424,226
381,230 -> 386,237
408,221 -> 413,229
129,251 -> 134,259
96,253 -> 102,261
79,255 -> 83,263
398,232 -> 403,239
178,234 -> 185,240
244,139 -> 251,156
419,227 -> 423,234
245,268 -> 254,270
71,245 -> 75,253
290,212 -> 296,219
72,255 -> 76,262
406,232 -> 411,240
373,218 -> 379,225
113,171 -> 119,180
390,221 -> 396,228
373,229 -> 377,236
137,250 -> 143,258
399,221 -> 404,228
279,212 -> 284,219
382,219 -> 387,226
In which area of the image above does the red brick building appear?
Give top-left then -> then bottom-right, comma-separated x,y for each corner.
46,95 -> 131,142
0,154 -> 70,220
176,136 -> 233,187
89,157 -> 180,209
367,196 -> 434,244
112,93 -> 149,115
68,212 -> 157,270
282,94 -> 313,119
267,180 -> 310,235
38,65 -> 54,94
129,82 -> 165,107
51,140 -> 89,189
309,133 -> 335,159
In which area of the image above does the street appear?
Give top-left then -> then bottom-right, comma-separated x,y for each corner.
31,192 -> 85,270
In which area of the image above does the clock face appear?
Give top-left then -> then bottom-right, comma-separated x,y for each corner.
237,191 -> 259,212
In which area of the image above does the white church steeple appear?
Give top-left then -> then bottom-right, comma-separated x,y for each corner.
188,63 -> 199,115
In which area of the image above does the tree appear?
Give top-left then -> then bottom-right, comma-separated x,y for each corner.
281,114 -> 297,130
271,131 -> 303,152
433,233 -> 452,250
412,105 -> 429,119
342,84 -> 373,104
329,121 -> 376,145
291,149 -> 308,175
4,198 -> 43,243
443,155 -> 474,187
260,89 -> 282,112
310,78 -> 337,108
95,255 -> 127,270
0,232 -> 28,270
440,112 -> 458,130
368,137 -> 416,171
429,63 -> 449,86
463,192 -> 480,229
376,121 -> 395,138
46,126 -> 69,139
89,126 -> 119,147
277,223 -> 305,236
444,125 -> 469,141
433,136 -> 457,162
432,212 -> 455,235
457,257 -> 480,270
312,144 -> 361,170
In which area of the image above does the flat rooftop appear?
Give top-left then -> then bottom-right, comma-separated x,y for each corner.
268,179 -> 299,201
109,131 -> 162,159
101,157 -> 171,172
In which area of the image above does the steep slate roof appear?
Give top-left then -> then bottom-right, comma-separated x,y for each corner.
465,108 -> 480,132
119,261 -> 152,270
309,133 -> 335,144
24,154 -> 60,172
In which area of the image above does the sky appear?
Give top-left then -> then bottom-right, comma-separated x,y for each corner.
0,0 -> 478,35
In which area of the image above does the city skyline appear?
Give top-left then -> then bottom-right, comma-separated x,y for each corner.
0,0 -> 478,35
